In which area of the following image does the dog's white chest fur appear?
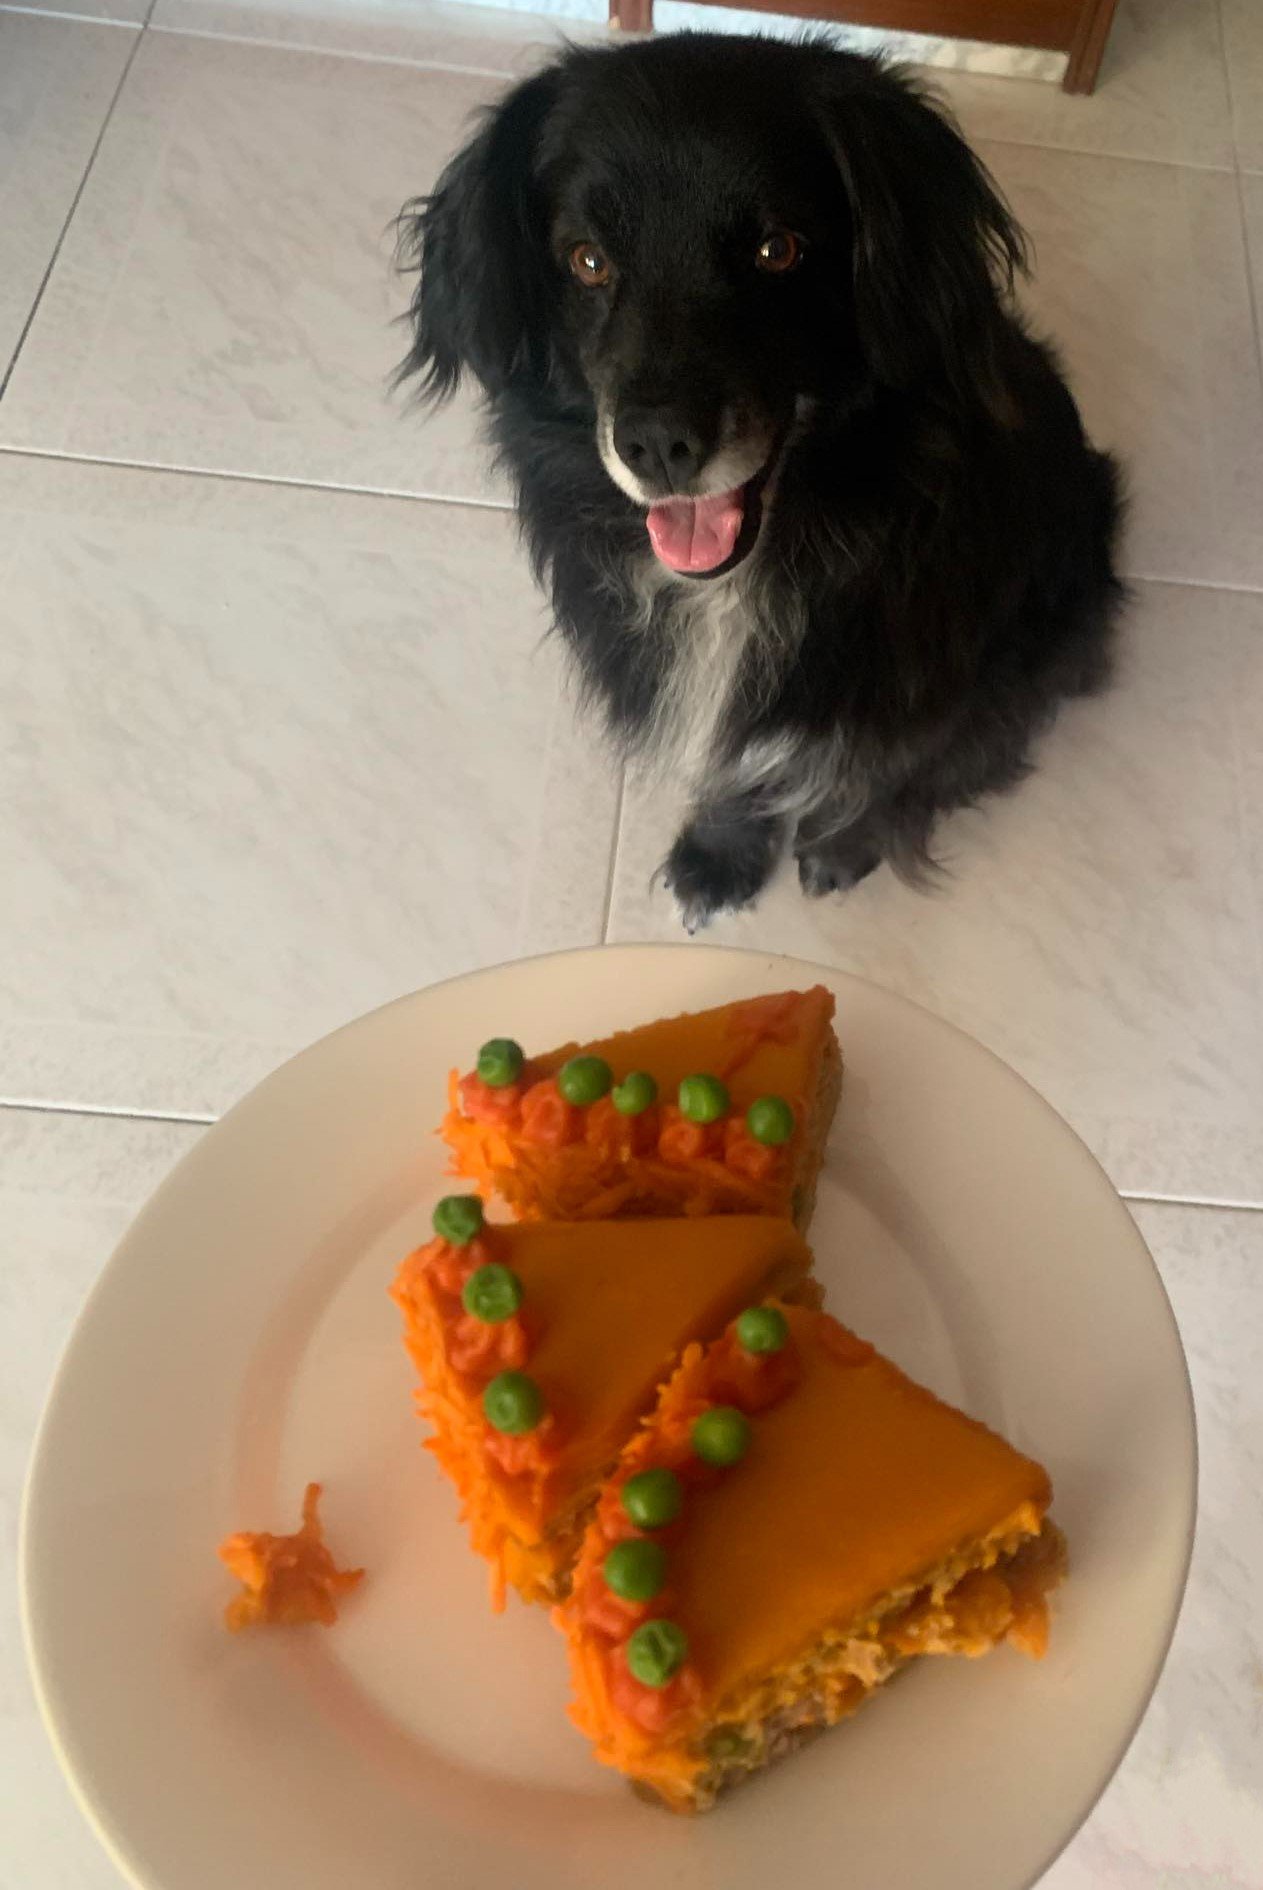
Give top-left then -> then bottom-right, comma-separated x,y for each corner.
632,556 -> 805,791
653,574 -> 753,782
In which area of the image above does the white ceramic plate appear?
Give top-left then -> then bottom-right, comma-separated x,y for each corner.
22,945 -> 1196,1890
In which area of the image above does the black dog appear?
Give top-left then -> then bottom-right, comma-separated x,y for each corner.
398,33 -> 1122,929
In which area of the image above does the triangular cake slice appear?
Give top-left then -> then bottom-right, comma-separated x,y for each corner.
440,987 -> 841,1227
391,1205 -> 815,1608
556,1303 -> 1065,1811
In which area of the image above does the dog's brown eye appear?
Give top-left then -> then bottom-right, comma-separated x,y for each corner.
755,230 -> 801,275
569,241 -> 612,287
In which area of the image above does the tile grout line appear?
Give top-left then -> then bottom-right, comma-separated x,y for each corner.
0,13 -> 148,400
143,21 -> 529,82
117,23 -> 1246,179
2,1097 -> 1261,1215
3,445 -> 1262,600
2,9 -> 1251,179
978,136 -> 1234,178
1120,1189 -> 1263,1213
1,1097 -> 215,1125
598,762 -> 627,943
0,443 -> 516,512
1232,165 -> 1263,395
0,5 -> 139,25
1122,568 -> 1263,597
1216,0 -> 1246,176
1215,0 -> 1263,392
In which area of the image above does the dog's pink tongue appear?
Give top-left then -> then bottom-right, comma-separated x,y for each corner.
646,490 -> 744,573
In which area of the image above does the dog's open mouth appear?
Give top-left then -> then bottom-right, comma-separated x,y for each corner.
645,458 -> 772,577
647,488 -> 747,574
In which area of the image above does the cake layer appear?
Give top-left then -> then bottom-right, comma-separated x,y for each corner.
675,1519 -> 1066,1810
391,1213 -> 815,1606
557,1305 -> 1062,1809
440,987 -> 841,1225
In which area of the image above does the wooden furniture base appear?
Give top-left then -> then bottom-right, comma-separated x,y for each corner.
607,0 -> 1120,94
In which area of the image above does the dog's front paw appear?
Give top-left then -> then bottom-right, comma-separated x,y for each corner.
795,834 -> 881,898
661,824 -> 773,934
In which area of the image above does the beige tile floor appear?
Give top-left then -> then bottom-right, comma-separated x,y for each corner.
2,0 -> 1261,1884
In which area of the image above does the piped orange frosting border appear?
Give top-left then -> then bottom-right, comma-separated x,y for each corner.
556,1312 -> 818,1789
440,989 -> 834,1222
391,1233 -> 564,1610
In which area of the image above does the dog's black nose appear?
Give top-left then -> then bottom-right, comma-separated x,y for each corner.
612,407 -> 708,492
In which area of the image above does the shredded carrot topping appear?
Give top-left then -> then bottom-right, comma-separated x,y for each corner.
443,1069 -> 513,1192
390,1231 -> 566,1610
217,1483 -> 364,1632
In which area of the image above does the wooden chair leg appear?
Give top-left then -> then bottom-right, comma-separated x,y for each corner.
610,0 -> 653,32
1063,0 -> 1120,92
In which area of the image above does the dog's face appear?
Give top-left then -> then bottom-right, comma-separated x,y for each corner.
538,50 -> 858,574
400,36 -> 1022,579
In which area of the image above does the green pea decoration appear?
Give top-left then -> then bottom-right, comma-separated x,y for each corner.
620,1467 -> 684,1529
736,1304 -> 790,1355
482,1370 -> 544,1436
626,1618 -> 690,1689
612,1070 -> 658,1116
477,1037 -> 524,1088
691,1405 -> 752,1467
557,1055 -> 614,1106
432,1194 -> 485,1245
745,1095 -> 796,1146
461,1263 -> 524,1324
603,1538 -> 667,1602
678,1073 -> 730,1123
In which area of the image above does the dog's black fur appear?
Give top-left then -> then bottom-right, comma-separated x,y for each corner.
397,33 -> 1123,928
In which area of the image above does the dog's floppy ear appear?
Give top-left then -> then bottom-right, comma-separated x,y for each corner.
812,54 -> 1027,402
395,67 -> 561,402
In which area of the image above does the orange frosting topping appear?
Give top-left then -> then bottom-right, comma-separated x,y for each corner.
560,1306 -> 1052,1780
391,1217 -> 813,1606
569,988 -> 835,1096
671,1312 -> 1050,1700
